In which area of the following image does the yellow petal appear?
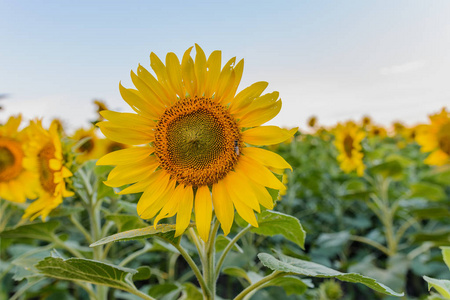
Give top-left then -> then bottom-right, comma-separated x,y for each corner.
166,52 -> 185,97
61,166 -> 73,178
242,147 -> 292,171
97,122 -> 154,145
137,65 -> 173,106
154,184 -> 184,226
150,52 -> 178,102
212,179 -> 234,236
137,172 -> 173,218
229,81 -> 268,113
231,196 -> 258,228
119,83 -> 160,119
238,100 -> 282,127
242,126 -> 297,146
97,147 -> 154,166
235,155 -> 285,190
246,180 -> 274,209
100,110 -> 155,131
223,171 -> 260,212
194,44 -> 207,96
181,46 -> 196,97
215,57 -> 236,103
205,50 -> 222,98
49,158 -> 62,171
424,150 -> 449,166
195,185 -> 212,242
104,157 -> 158,187
130,71 -> 165,116
175,185 -> 194,237
222,59 -> 244,105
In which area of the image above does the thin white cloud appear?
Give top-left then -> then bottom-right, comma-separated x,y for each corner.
380,60 -> 428,75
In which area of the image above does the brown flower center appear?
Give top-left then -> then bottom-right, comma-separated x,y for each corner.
154,97 -> 241,187
343,135 -> 354,158
38,142 -> 57,194
0,138 -> 23,182
438,123 -> 450,155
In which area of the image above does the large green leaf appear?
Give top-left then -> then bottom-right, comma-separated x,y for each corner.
252,210 -> 305,249
410,182 -> 446,201
106,214 -> 148,232
90,224 -> 188,247
0,221 -> 60,242
35,253 -> 137,293
258,253 -> 403,296
423,276 -> 450,298
263,275 -> 310,296
368,160 -> 403,179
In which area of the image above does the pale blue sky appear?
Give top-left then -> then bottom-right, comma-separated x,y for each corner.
1,1 -> 449,131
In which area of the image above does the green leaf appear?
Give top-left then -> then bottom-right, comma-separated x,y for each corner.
441,247 -> 450,271
263,275 -> 310,296
368,160 -> 403,179
106,214 -> 148,232
180,283 -> 203,300
132,266 -> 151,281
148,283 -> 180,299
90,224 -> 189,247
258,253 -> 403,296
35,254 -> 138,293
48,206 -> 84,218
412,229 -> 450,246
223,266 -> 251,283
423,276 -> 450,298
252,210 -> 305,249
412,207 -> 450,219
215,235 -> 243,253
410,182 -> 446,201
0,221 -> 60,242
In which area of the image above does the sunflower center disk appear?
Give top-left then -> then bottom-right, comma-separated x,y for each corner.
343,135 -> 354,157
438,123 -> 450,155
0,139 -> 23,182
155,97 -> 241,187
38,142 -> 57,194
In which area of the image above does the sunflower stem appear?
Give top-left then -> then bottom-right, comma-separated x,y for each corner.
174,240 -> 211,298
215,224 -> 251,280
204,220 -> 220,299
233,270 -> 285,300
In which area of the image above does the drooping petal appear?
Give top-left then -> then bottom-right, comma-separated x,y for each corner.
154,184 -> 185,226
104,156 -> 159,187
235,155 -> 285,190
231,196 -> 258,228
242,147 -> 292,171
223,171 -> 260,212
97,147 -> 154,165
242,126 -> 297,146
175,185 -> 194,237
137,172 -> 173,217
195,185 -> 212,242
212,179 -> 234,236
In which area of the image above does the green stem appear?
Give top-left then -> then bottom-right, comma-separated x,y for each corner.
168,252 -> 180,282
70,214 -> 93,244
174,241 -> 211,298
118,243 -> 152,267
348,235 -> 390,256
127,287 -> 157,300
233,271 -> 285,300
205,220 -> 220,299
215,225 -> 251,279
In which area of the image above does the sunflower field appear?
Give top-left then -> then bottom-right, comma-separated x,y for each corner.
1,46 -> 449,300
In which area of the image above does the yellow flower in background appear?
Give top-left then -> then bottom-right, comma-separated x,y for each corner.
361,115 -> 372,128
416,108 -> 450,166
93,100 -> 109,123
97,138 -> 129,157
334,122 -> 365,176
307,116 -> 317,128
367,124 -> 387,138
22,120 -> 73,220
0,116 -> 38,203
97,44 -> 296,241
72,127 -> 100,162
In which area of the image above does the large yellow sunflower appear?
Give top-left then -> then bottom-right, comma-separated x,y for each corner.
416,108 -> 450,166
0,116 -> 38,203
22,120 -> 73,220
97,45 -> 296,241
334,122 -> 365,176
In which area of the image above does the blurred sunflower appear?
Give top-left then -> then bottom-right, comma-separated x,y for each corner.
416,108 -> 450,166
368,125 -> 387,138
334,122 -> 365,176
97,138 -> 129,156
97,44 -> 296,241
72,127 -> 100,162
0,116 -> 38,203
22,120 -> 73,220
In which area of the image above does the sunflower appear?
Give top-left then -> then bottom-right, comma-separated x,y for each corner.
97,45 -> 296,241
72,127 -> 100,162
22,120 -> 73,220
0,115 -> 38,203
97,138 -> 129,156
367,124 -> 387,138
416,108 -> 450,166
334,122 -> 365,176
